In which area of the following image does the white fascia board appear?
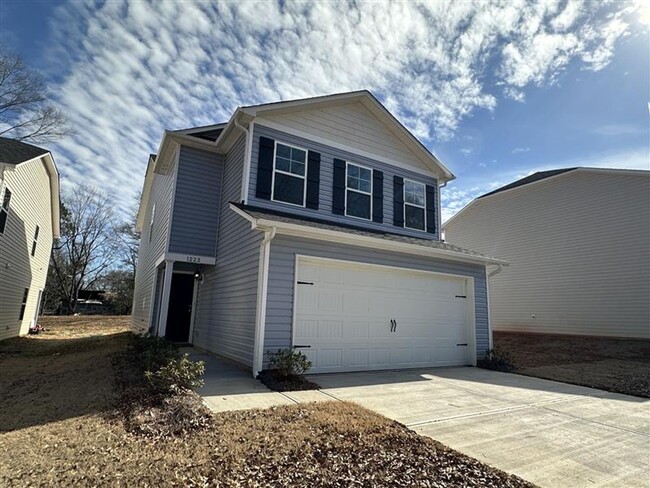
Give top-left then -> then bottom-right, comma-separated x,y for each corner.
228,204 -> 507,267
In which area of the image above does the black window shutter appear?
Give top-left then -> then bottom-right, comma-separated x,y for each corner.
372,170 -> 383,223
306,151 -> 320,210
426,184 -> 437,235
332,158 -> 346,215
256,136 -> 275,200
393,176 -> 404,227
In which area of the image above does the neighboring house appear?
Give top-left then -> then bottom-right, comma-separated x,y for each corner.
444,168 -> 650,339
132,90 -> 506,375
0,137 -> 60,340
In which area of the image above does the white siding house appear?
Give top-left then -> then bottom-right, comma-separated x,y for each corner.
443,168 -> 650,339
0,137 -> 60,340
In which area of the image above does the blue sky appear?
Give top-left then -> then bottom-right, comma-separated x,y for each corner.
1,0 -> 648,221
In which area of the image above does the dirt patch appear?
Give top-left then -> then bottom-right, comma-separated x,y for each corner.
0,317 -> 535,487
258,369 -> 321,392
494,332 -> 650,397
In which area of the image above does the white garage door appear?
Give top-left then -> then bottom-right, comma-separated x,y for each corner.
294,257 -> 474,374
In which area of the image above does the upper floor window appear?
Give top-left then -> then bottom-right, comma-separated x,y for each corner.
0,187 -> 11,235
148,203 -> 156,244
404,179 -> 425,231
346,163 -> 372,220
31,225 -> 40,257
272,142 -> 307,206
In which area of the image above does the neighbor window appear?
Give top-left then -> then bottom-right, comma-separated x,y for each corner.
346,163 -> 372,220
148,203 -> 156,244
0,187 -> 11,234
31,226 -> 40,257
19,288 -> 29,320
404,179 -> 426,231
272,142 -> 306,206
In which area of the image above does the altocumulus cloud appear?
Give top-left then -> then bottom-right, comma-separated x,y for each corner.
44,0 -> 641,216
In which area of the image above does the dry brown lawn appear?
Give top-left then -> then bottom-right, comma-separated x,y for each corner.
494,331 -> 650,397
1,316 -> 535,487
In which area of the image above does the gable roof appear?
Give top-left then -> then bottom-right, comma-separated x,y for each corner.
443,166 -> 650,230
0,137 -> 60,238
0,137 -> 49,166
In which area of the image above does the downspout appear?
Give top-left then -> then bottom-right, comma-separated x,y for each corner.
252,226 -> 277,377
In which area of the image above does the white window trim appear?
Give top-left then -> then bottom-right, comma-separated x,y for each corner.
345,161 -> 373,221
270,140 -> 308,208
403,179 -> 426,232
0,185 -> 11,236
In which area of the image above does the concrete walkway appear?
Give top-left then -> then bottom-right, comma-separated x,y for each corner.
193,350 -> 649,488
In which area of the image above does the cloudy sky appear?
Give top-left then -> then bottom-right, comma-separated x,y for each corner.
1,0 -> 648,222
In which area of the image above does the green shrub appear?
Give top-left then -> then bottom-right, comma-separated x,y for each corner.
129,334 -> 205,394
130,334 -> 178,372
268,348 -> 312,378
480,347 -> 515,372
145,354 -> 205,394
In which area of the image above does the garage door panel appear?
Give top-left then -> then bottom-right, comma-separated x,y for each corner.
294,259 -> 473,373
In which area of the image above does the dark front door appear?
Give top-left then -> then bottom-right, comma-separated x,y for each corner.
165,273 -> 195,343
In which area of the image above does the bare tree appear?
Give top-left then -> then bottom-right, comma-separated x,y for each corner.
0,46 -> 72,143
49,185 -> 118,314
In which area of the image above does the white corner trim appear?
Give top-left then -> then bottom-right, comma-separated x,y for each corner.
164,146 -> 181,254
188,276 -> 199,345
241,120 -> 255,204
252,227 -> 277,377
157,260 -> 175,338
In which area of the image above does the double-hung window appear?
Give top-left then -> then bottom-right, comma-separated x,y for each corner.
0,187 -> 11,234
346,163 -> 372,220
272,142 -> 307,206
404,179 -> 426,231
148,203 -> 156,244
31,226 -> 40,257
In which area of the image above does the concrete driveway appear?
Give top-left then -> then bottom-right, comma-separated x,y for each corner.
195,350 -> 649,488
312,367 -> 649,488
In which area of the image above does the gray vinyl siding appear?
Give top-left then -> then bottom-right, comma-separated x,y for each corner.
131,158 -> 177,333
248,124 -> 441,241
264,235 -> 489,366
168,147 -> 223,256
192,134 -> 262,368
0,159 -> 54,340
445,170 -> 650,339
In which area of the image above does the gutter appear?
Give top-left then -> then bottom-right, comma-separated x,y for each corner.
252,226 -> 277,377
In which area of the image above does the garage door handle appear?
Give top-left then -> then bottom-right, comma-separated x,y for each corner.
456,343 -> 468,346
293,345 -> 311,349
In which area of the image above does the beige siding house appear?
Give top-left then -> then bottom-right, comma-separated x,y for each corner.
443,168 -> 650,339
0,137 -> 60,340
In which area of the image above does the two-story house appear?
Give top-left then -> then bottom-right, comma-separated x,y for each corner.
132,91 -> 506,376
0,137 -> 60,340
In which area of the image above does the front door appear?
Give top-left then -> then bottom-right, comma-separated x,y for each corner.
165,273 -> 195,343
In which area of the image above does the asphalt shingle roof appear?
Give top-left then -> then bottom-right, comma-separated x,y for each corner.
0,137 -> 49,166
233,203 -> 502,262
478,168 -> 578,199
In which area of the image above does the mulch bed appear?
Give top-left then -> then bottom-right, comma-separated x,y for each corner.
494,331 -> 650,397
258,369 -> 321,392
